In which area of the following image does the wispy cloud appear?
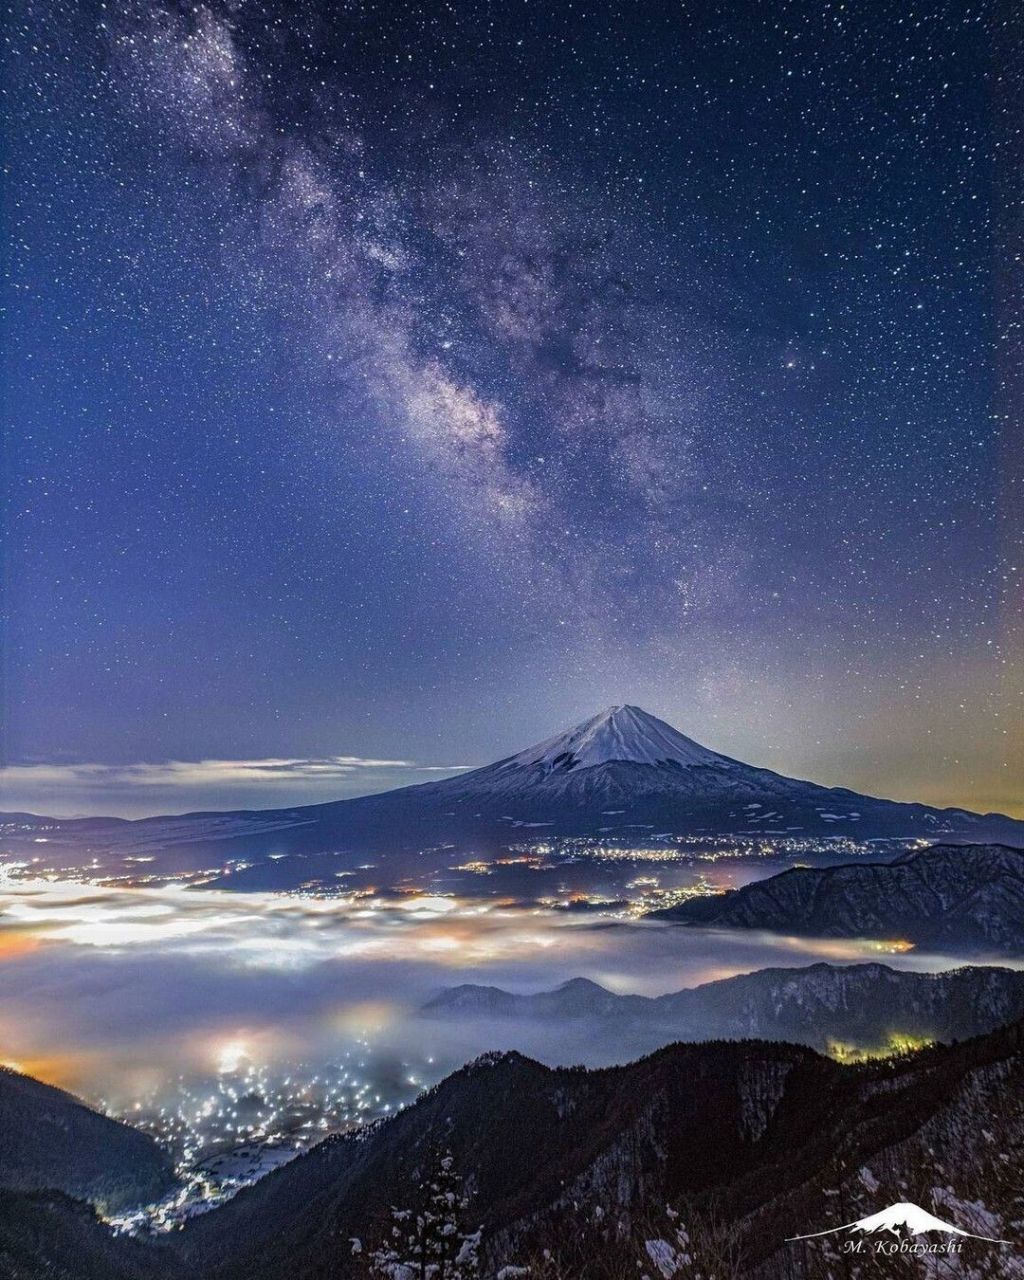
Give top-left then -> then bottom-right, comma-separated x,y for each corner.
0,757 -> 472,789
0,756 -> 475,818
0,874 -> 906,1103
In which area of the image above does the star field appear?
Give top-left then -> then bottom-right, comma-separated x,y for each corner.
2,0 -> 1020,815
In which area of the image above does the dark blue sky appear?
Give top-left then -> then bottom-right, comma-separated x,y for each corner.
3,0 -> 1020,816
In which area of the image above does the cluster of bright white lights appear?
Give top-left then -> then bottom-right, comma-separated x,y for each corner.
105,1038 -> 434,1233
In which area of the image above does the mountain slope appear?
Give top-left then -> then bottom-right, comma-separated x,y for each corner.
423,961 -> 1024,1053
2,1017 -> 1023,1278
4,708 -> 1022,875
175,1039 -> 831,1278
0,1066 -> 176,1213
653,842 -> 1024,951
316,705 -> 1023,841
0,1190 -> 183,1280
176,1019 -> 1024,1279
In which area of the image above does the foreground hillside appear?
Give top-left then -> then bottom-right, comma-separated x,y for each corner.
3,1008 -> 1024,1277
0,1191 -> 183,1280
177,1022 -> 1024,1278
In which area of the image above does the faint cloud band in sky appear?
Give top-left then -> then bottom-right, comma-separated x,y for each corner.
0,757 -> 474,818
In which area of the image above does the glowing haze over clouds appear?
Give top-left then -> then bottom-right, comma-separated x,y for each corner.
3,0 -> 1021,818
0,874 -> 986,1102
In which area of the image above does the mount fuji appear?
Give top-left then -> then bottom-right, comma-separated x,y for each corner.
314,702 -> 1019,829
4,706 -> 1022,869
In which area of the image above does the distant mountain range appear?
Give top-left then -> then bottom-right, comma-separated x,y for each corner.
4,707 -> 1022,875
3,1004 -> 1023,1278
654,842 -> 1024,952
423,961 -> 1024,1053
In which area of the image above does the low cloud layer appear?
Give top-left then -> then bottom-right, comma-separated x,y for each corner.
0,873 -> 942,1107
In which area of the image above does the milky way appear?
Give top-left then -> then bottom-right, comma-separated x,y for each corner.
3,0 -> 1020,814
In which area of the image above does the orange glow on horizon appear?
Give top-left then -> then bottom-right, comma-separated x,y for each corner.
0,934 -> 40,959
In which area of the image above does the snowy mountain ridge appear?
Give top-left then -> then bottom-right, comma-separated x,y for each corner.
422,961 -> 1024,1052
655,842 -> 1024,951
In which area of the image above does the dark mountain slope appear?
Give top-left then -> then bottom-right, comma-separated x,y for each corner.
652,842 -> 1024,951
424,961 -> 1024,1052
1,1020 -> 1023,1277
0,1067 -> 175,1213
178,1041 -> 829,1278
0,1191 -> 184,1280
177,1018 -> 1024,1278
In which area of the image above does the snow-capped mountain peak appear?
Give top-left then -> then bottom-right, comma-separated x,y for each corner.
496,705 -> 733,776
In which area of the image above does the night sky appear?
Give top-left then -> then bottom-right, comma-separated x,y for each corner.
3,0 -> 1021,817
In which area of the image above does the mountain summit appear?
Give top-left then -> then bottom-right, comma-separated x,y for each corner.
494,705 -> 734,775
